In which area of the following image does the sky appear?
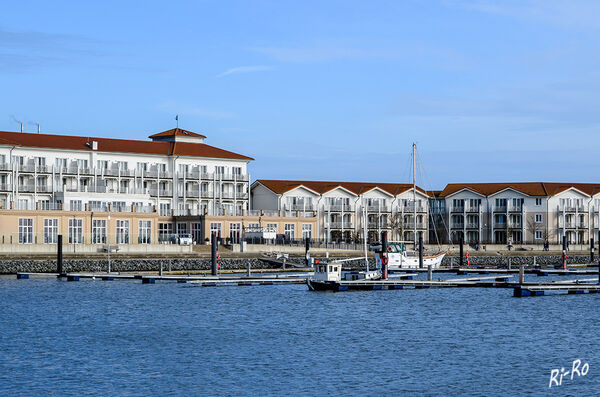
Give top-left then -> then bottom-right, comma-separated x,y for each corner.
1,0 -> 600,190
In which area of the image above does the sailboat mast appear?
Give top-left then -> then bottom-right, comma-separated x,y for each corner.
413,143 -> 417,247
362,202 -> 369,271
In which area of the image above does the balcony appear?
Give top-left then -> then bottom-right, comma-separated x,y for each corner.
366,205 -> 391,212
560,206 -> 585,212
466,223 -> 479,229
451,206 -> 464,213
284,204 -> 315,211
327,222 -> 353,229
509,205 -> 523,213
451,222 -> 464,229
324,204 -> 354,212
404,222 -> 427,229
465,206 -> 480,213
401,204 -> 426,213
493,206 -> 507,212
367,221 -> 389,228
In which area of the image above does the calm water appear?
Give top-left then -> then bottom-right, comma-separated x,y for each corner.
0,275 -> 598,396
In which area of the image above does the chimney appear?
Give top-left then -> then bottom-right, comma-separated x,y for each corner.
92,141 -> 98,151
37,124 -> 40,134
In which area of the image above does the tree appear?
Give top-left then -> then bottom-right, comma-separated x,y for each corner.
389,213 -> 404,241
526,218 -> 542,245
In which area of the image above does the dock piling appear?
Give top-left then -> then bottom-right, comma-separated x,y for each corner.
305,238 -> 310,267
459,236 -> 464,267
591,238 -> 595,263
381,231 -> 388,280
427,265 -> 432,281
562,235 -> 568,270
519,266 -> 524,284
508,257 -> 511,270
418,234 -> 423,268
159,261 -> 163,276
57,234 -> 63,274
211,233 -> 218,276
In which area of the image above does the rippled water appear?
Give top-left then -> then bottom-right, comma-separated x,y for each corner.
0,275 -> 598,395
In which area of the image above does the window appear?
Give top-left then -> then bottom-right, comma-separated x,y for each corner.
34,157 -> 46,167
92,219 -> 107,244
266,223 -> 277,233
89,201 -> 107,211
158,222 -> 173,242
210,222 -> 222,239
97,160 -> 108,170
232,167 -> 242,175
177,223 -> 188,236
535,198 -> 542,206
535,214 -> 543,223
13,155 -> 24,165
284,224 -> 295,240
215,166 -> 225,175
38,200 -> 50,210
302,224 -> 312,240
157,163 -> 166,173
247,223 -> 260,232
0,154 -> 5,164
70,200 -> 82,211
117,161 -> 128,170
495,198 -> 507,207
43,219 -> 58,244
136,162 -> 148,173
535,231 -> 543,240
199,165 -> 207,174
69,219 -> 83,244
139,220 -> 152,244
230,223 -> 241,244
179,164 -> 189,175
18,218 -> 33,244
77,159 -> 88,169
191,222 -> 202,244
116,220 -> 129,244
159,203 -> 171,216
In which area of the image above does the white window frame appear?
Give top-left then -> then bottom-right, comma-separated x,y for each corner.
284,224 -> 295,240
116,220 -> 130,244
69,218 -> 83,244
302,224 -> 312,240
535,214 -> 543,223
92,219 -> 107,244
139,220 -> 152,244
18,218 -> 33,244
43,218 -> 58,244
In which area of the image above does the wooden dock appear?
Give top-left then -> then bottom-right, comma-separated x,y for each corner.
13,268 -> 600,297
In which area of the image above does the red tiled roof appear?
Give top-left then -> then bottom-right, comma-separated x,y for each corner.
256,180 -> 430,196
149,128 -> 207,139
440,182 -> 600,197
0,131 -> 253,160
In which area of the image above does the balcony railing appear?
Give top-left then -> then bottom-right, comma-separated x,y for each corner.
451,222 -> 464,229
327,222 -> 353,229
494,206 -> 507,212
325,205 -> 354,212
366,205 -> 391,212
451,206 -> 465,213
367,222 -> 389,228
466,223 -> 479,228
560,206 -> 585,212
284,204 -> 315,211
465,206 -> 480,212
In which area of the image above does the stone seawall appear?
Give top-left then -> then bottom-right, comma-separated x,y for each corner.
0,255 -> 594,274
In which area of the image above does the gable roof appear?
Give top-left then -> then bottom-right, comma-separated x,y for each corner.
439,182 -> 600,197
0,130 -> 253,161
255,180 -> 430,196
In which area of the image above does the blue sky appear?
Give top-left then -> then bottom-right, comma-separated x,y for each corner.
2,0 -> 600,189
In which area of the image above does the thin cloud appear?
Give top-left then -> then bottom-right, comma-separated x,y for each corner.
216,65 -> 275,78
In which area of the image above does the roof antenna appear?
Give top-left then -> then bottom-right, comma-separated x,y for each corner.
37,123 -> 40,134
175,114 -> 179,128
20,123 -> 23,133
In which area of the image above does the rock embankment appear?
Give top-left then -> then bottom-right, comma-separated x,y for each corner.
0,255 -> 593,274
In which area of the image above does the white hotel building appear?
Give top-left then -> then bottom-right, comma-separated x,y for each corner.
0,128 -> 262,246
251,180 -> 431,242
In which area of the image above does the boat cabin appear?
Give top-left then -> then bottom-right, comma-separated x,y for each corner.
313,263 -> 342,282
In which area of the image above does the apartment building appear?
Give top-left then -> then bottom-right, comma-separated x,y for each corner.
0,128 -> 260,246
251,180 -> 430,243
437,182 -> 600,245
